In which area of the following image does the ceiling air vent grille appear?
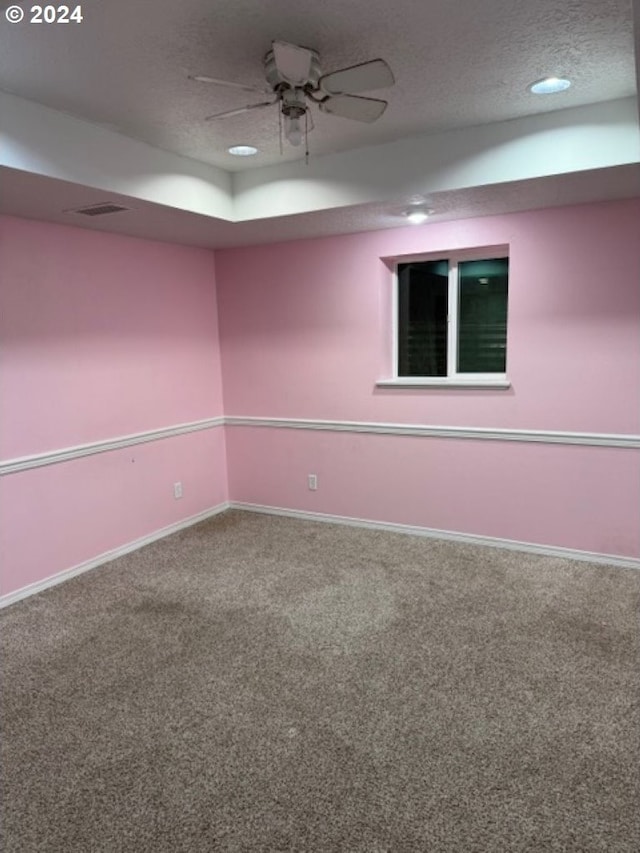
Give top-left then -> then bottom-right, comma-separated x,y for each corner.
70,203 -> 131,217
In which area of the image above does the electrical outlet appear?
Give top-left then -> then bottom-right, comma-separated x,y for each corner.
308,474 -> 318,491
174,482 -> 183,499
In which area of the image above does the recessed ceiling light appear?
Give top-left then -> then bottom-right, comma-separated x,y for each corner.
529,77 -> 571,95
404,207 -> 433,225
228,145 -> 258,156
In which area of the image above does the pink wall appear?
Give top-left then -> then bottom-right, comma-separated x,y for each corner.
0,216 -> 227,596
226,428 -> 639,558
0,429 -> 227,594
2,199 -> 639,600
1,216 -> 225,459
216,199 -> 640,434
217,199 -> 640,558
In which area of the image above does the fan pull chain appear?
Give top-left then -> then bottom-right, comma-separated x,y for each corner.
305,110 -> 309,166
278,108 -> 284,156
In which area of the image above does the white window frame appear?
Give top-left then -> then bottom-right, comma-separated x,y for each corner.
378,246 -> 511,389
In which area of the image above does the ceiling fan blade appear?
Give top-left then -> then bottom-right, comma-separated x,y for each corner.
189,75 -> 271,95
272,40 -> 313,85
319,59 -> 395,95
319,94 -> 387,123
204,99 -> 277,121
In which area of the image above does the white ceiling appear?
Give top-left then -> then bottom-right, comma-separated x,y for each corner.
0,0 -> 638,247
2,164 -> 639,249
0,0 -> 636,170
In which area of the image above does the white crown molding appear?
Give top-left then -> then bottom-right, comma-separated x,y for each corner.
225,416 -> 640,448
0,417 -> 224,476
230,502 -> 640,571
0,502 -> 230,609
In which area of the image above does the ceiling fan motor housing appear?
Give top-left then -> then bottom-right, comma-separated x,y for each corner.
281,88 -> 307,118
264,47 -> 321,91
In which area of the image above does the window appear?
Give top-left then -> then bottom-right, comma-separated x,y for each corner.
385,251 -> 509,387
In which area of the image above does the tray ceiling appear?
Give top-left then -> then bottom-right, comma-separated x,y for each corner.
0,0 -> 636,171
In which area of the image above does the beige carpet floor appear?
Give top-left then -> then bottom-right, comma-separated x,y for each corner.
2,510 -> 639,852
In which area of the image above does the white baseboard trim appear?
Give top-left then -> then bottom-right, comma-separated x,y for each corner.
230,502 -> 640,571
0,502 -> 230,609
3,499 -> 637,609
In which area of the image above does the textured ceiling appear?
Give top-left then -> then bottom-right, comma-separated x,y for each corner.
3,164 -> 638,249
0,0 -> 636,171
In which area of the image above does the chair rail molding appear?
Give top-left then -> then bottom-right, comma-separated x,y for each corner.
224,416 -> 640,449
0,417 -> 225,475
2,415 -> 638,477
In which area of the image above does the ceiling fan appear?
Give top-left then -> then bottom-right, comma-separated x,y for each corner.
189,41 -> 395,148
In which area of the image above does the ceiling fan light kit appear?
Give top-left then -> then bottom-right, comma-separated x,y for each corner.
192,40 -> 395,152
284,115 -> 303,146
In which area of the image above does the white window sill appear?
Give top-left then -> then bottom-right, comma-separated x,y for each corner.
376,378 -> 511,390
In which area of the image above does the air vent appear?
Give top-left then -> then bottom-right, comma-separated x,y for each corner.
68,203 -> 131,217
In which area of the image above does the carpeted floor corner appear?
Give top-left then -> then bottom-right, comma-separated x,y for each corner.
2,510 -> 639,852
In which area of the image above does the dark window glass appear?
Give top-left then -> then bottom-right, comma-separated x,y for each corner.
397,261 -> 448,376
457,258 -> 508,373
